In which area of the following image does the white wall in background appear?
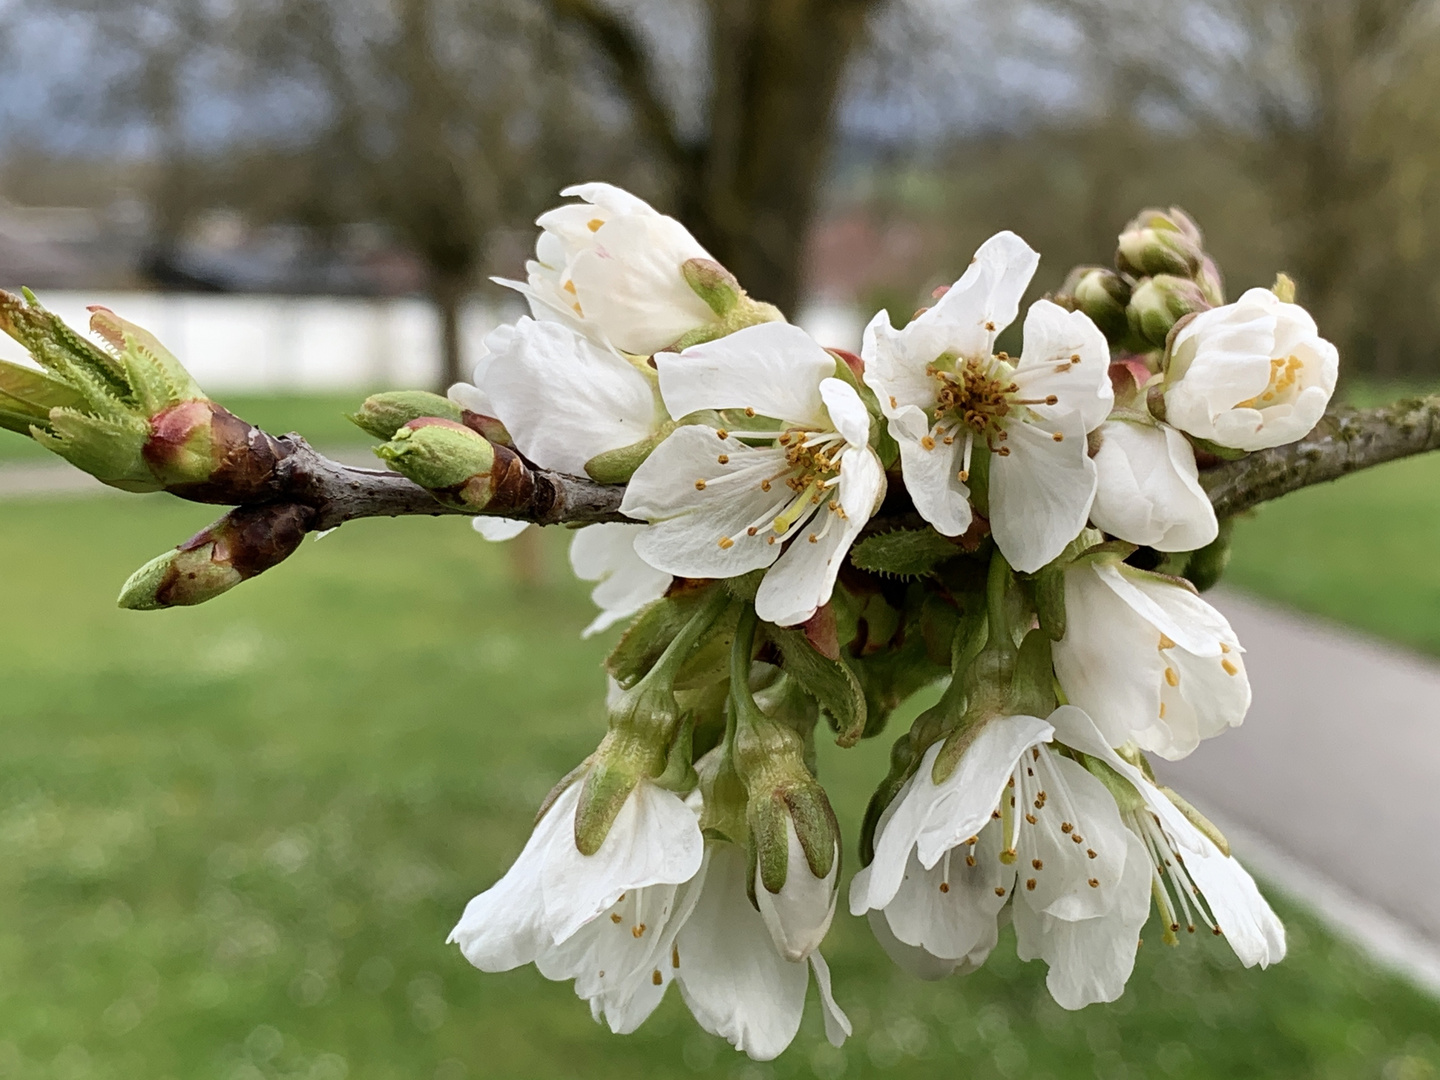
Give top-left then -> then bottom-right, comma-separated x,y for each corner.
0,291 -> 864,392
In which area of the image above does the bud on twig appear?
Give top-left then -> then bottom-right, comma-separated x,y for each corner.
117,502 -> 316,610
374,418 -> 534,514
349,391 -> 462,439
1127,275 -> 1210,349
1116,207 -> 1205,279
1065,266 -> 1131,344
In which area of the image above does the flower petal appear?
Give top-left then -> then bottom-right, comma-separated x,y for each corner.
896,426 -> 974,537
809,952 -> 852,1047
921,231 -> 1040,356
989,412 -> 1096,573
657,322 -> 835,426
754,820 -> 837,961
484,318 -> 661,475
1012,300 -> 1114,431
676,844 -> 809,1061
569,524 -> 672,638
472,517 -> 531,542
1098,563 -> 1239,657
1089,421 -> 1218,552
1183,841 -> 1286,967
880,827 -> 1007,960
819,377 -> 872,448
542,779 -> 704,944
863,311 -> 939,417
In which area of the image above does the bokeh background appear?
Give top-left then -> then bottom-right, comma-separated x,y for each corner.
1,1 -> 1439,1078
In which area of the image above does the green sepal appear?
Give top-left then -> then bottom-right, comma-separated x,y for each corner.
535,756 -> 594,826
0,359 -> 84,413
1074,752 -> 1146,814
89,305 -> 204,410
1031,562 -> 1067,641
765,622 -> 867,747
349,390 -> 461,439
682,258 -> 743,317
784,784 -> 839,881
654,711 -> 698,792
584,419 -> 676,484
748,791 -> 791,896
1004,628 -> 1058,719
1186,435 -> 1250,462
850,527 -> 960,579
573,747 -> 641,856
606,585 -> 718,688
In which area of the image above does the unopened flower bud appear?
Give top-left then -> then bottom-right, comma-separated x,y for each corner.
117,502 -> 315,610
1127,275 -> 1209,349
1067,266 -> 1131,344
682,258 -> 744,318
1116,207 -> 1206,279
349,391 -> 461,439
375,419 -> 535,514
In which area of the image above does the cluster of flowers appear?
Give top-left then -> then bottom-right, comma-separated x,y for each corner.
442,185 -> 1337,1060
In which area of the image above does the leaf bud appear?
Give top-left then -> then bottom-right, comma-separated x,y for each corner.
349,391 -> 462,439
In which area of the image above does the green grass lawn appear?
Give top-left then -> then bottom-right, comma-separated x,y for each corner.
0,496 -> 1438,1080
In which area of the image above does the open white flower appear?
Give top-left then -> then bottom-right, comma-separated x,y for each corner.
496,182 -> 719,356
862,231 -> 1113,572
476,316 -> 665,477
850,707 -> 1151,1009
449,774 -> 705,1029
1047,707 -> 1285,967
620,321 -> 886,627
676,840 -> 850,1060
1052,560 -> 1249,760
569,523 -> 673,637
1164,287 -> 1338,452
1090,420 -> 1218,551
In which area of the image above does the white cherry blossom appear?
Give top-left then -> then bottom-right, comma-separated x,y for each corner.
1047,707 -> 1285,967
449,776 -> 704,1030
569,523 -> 673,637
1164,287 -> 1338,452
1053,560 -> 1250,760
862,231 -> 1114,572
620,321 -> 885,627
496,182 -> 718,355
1090,419 -> 1218,551
676,840 -> 850,1060
851,707 -> 1151,1009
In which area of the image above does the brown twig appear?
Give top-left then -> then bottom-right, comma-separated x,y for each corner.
1201,396 -> 1440,518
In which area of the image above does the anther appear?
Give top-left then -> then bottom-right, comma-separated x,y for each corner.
717,536 -> 734,549
587,218 -> 604,232
716,429 -> 728,439
965,854 -> 976,867
1025,814 -> 1037,824
746,527 -> 758,536
1088,878 -> 1099,888
888,396 -> 897,409
808,534 -> 818,543
921,435 -> 936,450
1087,849 -> 1097,859
1159,634 -> 1176,649
695,479 -> 707,490
994,886 -> 1006,897
1221,659 -> 1239,676
633,924 -> 646,938
958,469 -> 970,482
997,446 -> 1011,456
1052,432 -> 1064,442
717,454 -> 729,464
1045,395 -> 1058,405
1071,834 -> 1084,844
939,882 -> 950,893
760,479 -> 772,492
985,321 -> 996,331
1061,822 -> 1073,833
1070,353 -> 1080,362
610,913 -> 622,923
745,407 -> 756,417
1164,667 -> 1179,687
1219,642 -> 1231,654
651,969 -> 662,985
1159,702 -> 1167,719
673,943 -> 681,968
1026,879 -> 1037,891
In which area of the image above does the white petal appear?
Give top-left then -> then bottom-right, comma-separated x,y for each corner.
862,312 -> 938,417
448,784 -> 579,971
542,779 -> 704,944
676,844 -> 809,1061
448,380 -> 494,417
1095,563 -> 1235,657
809,952 -> 852,1047
920,231 -> 1039,356
484,318 -> 661,475
1019,752 -> 1131,922
1012,828 -> 1151,1010
1089,422 -> 1218,552
569,524 -> 672,638
866,908 -> 966,980
1012,300 -> 1114,431
989,412 -> 1096,573
894,422 -> 974,536
880,827 -> 1006,960
755,820 -> 838,961
819,377 -> 872,447
1183,841 -> 1286,967
472,517 -> 531,542
657,322 -> 835,426
558,181 -> 658,217
913,714 -> 1055,869
622,429 -> 791,579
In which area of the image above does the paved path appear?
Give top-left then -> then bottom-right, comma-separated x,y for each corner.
1156,590 -> 1440,992
3,462 -> 1438,991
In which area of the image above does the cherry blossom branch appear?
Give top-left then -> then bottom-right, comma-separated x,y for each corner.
1201,395 -> 1440,518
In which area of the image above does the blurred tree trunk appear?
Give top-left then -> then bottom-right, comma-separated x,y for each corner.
553,0 -> 881,314
432,269 -> 470,388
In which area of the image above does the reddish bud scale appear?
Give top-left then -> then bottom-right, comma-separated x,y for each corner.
144,400 -> 291,504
